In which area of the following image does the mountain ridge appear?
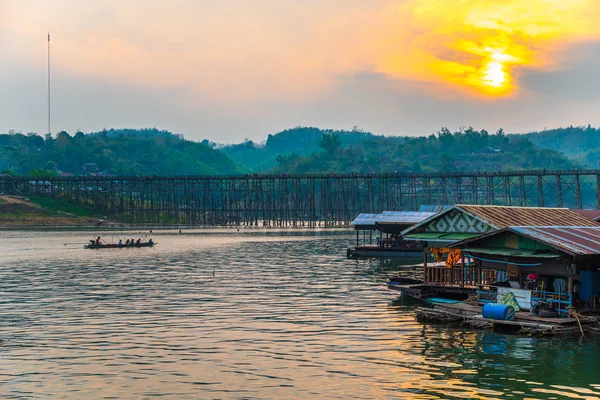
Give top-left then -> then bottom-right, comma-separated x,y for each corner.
1,125 -> 598,176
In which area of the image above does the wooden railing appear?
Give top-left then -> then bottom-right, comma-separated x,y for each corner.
424,265 -> 496,288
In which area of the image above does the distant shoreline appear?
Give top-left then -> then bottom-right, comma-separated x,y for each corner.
0,222 -> 348,231
0,195 -> 349,231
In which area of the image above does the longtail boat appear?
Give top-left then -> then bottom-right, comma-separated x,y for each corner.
84,241 -> 156,249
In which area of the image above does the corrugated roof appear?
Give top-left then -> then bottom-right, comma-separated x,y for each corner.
350,213 -> 380,226
456,205 -> 599,228
510,226 -> 600,256
571,209 -> 600,222
376,211 -> 437,224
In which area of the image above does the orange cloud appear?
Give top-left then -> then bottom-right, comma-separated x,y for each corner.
368,0 -> 600,97
6,0 -> 600,105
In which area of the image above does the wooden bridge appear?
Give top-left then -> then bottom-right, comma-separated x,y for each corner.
2,170 -> 599,226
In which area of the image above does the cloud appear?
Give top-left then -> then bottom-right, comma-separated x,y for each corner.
364,0 -> 600,97
5,0 -> 599,101
518,41 -> 600,101
2,0 -> 600,140
271,70 -> 600,137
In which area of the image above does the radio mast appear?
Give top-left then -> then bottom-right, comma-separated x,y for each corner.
47,33 -> 51,136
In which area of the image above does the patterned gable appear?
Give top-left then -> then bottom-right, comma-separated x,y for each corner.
423,209 -> 494,233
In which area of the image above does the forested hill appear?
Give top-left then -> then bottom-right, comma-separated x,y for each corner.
519,125 -> 600,168
0,129 -> 245,176
1,125 -> 597,177
218,127 -> 373,172
268,127 -> 579,174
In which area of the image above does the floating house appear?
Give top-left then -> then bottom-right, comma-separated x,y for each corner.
348,211 -> 437,258
407,225 -> 600,336
395,205 -> 598,298
450,226 -> 600,314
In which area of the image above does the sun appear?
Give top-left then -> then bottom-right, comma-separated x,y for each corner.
482,60 -> 506,88
474,50 -> 517,94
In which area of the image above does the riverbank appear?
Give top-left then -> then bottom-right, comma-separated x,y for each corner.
0,195 -> 102,227
0,196 -> 352,229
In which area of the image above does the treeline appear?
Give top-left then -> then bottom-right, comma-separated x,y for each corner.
0,128 -> 245,176
521,125 -> 600,168
1,124 -> 596,178
270,127 -> 580,174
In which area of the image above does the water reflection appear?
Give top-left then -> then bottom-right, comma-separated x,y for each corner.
0,229 -> 598,399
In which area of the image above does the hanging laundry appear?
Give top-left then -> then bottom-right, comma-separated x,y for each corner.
429,247 -> 443,262
445,249 -> 462,268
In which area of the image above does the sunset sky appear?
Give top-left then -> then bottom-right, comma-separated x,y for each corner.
1,0 -> 600,142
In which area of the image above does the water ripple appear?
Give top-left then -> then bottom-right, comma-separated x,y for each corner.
0,229 -> 598,399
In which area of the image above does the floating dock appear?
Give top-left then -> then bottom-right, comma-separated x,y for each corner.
415,302 -> 600,336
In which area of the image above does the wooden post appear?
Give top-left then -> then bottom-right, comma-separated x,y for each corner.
519,175 -> 526,206
505,176 -> 512,206
460,254 -> 466,288
568,274 -> 573,307
556,175 -> 563,207
575,174 -> 582,209
456,177 -> 462,204
537,175 -> 544,207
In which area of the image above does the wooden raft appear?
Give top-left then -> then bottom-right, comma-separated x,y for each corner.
415,303 -> 600,336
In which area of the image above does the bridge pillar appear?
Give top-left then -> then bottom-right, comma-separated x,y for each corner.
556,175 -> 563,208
575,174 -> 582,209
537,176 -> 544,207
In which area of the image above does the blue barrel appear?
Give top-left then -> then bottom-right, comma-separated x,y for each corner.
482,303 -> 515,321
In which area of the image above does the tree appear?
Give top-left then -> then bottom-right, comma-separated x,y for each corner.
318,133 -> 341,155
29,168 -> 57,178
439,154 -> 457,172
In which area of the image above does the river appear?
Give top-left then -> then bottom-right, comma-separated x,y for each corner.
0,229 -> 598,399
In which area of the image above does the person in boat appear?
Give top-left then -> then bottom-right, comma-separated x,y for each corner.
136,238 -> 141,245
118,239 -> 123,247
125,239 -> 130,245
95,236 -> 102,245
148,238 -> 153,244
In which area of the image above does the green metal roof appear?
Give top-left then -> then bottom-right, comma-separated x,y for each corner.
404,232 -> 446,239
404,232 -> 479,241
462,247 -> 561,258
442,233 -> 480,240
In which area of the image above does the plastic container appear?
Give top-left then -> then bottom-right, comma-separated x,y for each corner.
482,303 -> 516,321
